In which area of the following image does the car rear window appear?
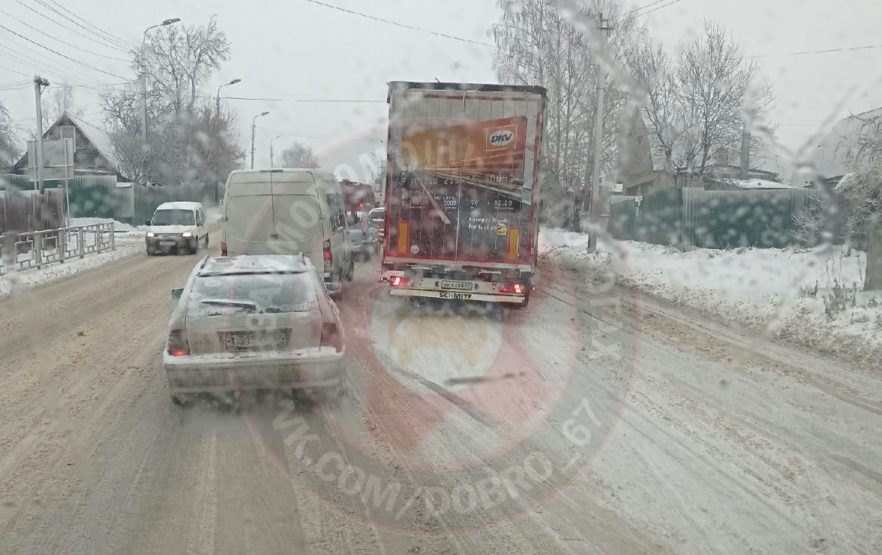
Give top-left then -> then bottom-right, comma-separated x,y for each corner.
189,272 -> 317,315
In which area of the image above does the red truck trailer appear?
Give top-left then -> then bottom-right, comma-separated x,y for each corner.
381,81 -> 547,307
340,179 -> 377,212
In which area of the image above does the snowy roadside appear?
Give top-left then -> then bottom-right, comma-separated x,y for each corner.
0,218 -> 143,299
540,228 -> 882,363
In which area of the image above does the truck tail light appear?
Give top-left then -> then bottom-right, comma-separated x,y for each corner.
220,242 -> 227,256
390,276 -> 411,288
499,283 -> 525,295
320,322 -> 343,352
167,329 -> 190,357
323,240 -> 332,272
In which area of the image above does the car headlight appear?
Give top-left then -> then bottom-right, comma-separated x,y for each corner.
182,231 -> 192,238
146,232 -> 155,238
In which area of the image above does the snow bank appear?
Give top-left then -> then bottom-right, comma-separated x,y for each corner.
541,228 -> 882,361
0,237 -> 142,298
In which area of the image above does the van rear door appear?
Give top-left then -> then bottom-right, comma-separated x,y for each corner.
271,178 -> 325,264
224,177 -> 274,255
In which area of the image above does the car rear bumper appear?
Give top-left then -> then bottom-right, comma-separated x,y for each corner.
163,349 -> 345,393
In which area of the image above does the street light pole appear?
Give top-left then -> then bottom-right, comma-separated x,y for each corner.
270,134 -> 283,168
140,17 -> 180,181
215,78 -> 242,120
250,111 -> 269,169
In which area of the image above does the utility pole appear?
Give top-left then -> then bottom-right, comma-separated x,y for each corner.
739,116 -> 750,179
250,111 -> 269,169
216,78 -> 242,120
587,12 -> 612,251
33,75 -> 49,229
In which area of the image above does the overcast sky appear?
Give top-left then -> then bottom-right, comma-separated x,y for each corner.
1,0 -> 880,181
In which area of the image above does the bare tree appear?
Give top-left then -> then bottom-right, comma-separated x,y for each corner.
278,142 -> 319,168
628,41 -> 679,165
493,0 -> 643,217
676,21 -> 757,176
41,84 -> 81,129
103,16 -> 235,185
0,101 -> 18,168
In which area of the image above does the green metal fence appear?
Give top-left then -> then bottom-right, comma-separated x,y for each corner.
1,175 -> 222,224
609,187 -> 821,249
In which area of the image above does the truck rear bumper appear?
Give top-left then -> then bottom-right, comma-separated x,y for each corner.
388,287 -> 526,304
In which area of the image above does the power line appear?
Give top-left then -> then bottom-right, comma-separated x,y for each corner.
624,0 -> 669,16
0,9 -> 130,62
0,42 -> 100,86
0,64 -> 31,78
42,0 -> 133,48
637,0 -> 683,17
255,126 -> 330,140
217,95 -> 386,103
301,0 -> 492,47
32,0 -> 132,50
14,0 -> 130,54
0,23 -> 128,80
748,44 -> 882,59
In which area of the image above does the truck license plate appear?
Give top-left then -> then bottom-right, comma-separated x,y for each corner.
439,291 -> 472,300
439,280 -> 472,291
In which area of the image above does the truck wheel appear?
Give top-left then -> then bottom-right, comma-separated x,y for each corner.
345,257 -> 355,281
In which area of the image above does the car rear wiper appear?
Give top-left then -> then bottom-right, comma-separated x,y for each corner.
199,299 -> 259,312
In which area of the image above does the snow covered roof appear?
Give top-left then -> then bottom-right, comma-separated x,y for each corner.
156,201 -> 204,210
64,112 -> 119,171
722,178 -> 795,190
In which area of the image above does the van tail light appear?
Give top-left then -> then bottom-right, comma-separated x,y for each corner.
220,242 -> 227,256
320,322 -> 343,352
390,276 -> 411,288
167,329 -> 190,357
323,240 -> 332,272
498,283 -> 526,295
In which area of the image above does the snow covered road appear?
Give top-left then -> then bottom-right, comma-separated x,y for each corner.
0,232 -> 879,554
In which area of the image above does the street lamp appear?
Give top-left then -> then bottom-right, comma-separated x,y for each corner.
270,134 -> 284,168
215,78 -> 242,119
139,17 -> 181,159
250,111 -> 270,169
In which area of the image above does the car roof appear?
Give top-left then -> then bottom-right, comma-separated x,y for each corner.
197,255 -> 313,277
156,201 -> 203,211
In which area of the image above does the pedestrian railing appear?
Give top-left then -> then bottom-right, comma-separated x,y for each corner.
0,222 -> 115,276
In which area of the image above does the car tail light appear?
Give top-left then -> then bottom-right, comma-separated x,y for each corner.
167,329 -> 190,357
390,276 -> 411,288
498,283 -> 526,295
220,242 -> 227,256
323,240 -> 332,272
320,322 -> 343,352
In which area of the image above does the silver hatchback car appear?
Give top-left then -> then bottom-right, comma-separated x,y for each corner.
163,255 -> 345,405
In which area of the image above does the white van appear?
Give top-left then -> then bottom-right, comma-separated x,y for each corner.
221,169 -> 353,296
145,201 -> 208,255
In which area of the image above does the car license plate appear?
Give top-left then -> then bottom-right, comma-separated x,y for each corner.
160,240 -> 176,246
439,280 -> 472,291
439,291 -> 472,300
224,331 -> 288,352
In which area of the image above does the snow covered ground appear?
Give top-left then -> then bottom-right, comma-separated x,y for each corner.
0,217 -> 145,298
541,228 -> 882,361
0,238 -> 142,298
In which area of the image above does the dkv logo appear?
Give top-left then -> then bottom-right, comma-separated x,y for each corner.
487,126 -> 516,149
